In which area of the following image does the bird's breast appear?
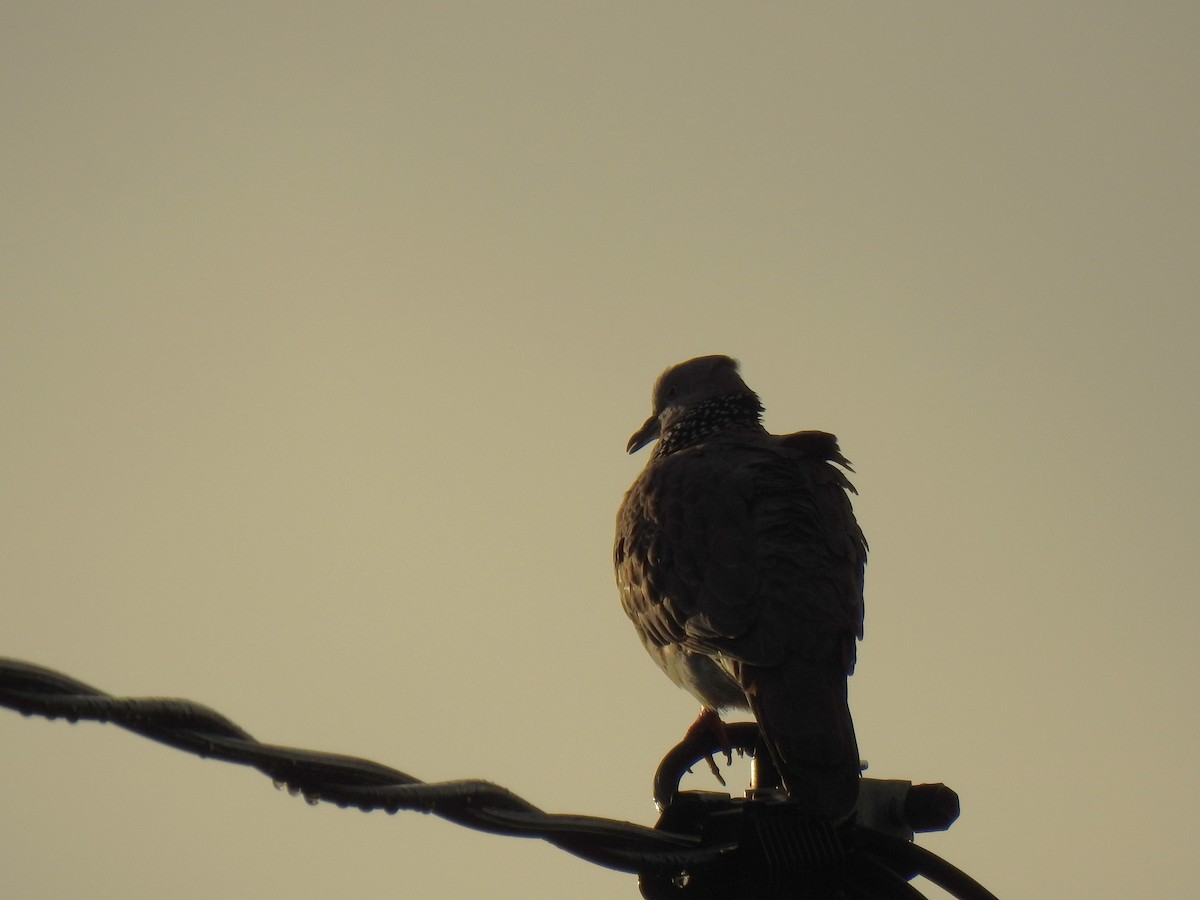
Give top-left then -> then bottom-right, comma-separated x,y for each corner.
652,643 -> 748,711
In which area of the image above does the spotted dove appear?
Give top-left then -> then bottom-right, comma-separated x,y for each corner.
614,355 -> 867,819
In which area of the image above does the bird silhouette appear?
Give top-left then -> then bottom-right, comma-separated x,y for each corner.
614,355 -> 866,818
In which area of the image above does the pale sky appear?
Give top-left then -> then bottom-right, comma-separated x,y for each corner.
3,3 -> 1197,898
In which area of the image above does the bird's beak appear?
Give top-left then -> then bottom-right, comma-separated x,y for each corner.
627,414 -> 660,454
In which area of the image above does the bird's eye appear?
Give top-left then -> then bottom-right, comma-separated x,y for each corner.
665,385 -> 679,401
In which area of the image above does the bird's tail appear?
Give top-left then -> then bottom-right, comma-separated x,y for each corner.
741,654 -> 860,820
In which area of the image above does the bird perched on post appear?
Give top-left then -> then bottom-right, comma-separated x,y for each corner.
614,355 -> 866,819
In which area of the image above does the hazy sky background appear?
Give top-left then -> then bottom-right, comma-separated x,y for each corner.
3,3 -> 1197,898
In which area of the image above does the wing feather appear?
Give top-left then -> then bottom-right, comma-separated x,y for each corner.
615,434 -> 865,672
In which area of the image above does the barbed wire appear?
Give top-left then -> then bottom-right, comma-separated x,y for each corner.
0,656 -> 998,899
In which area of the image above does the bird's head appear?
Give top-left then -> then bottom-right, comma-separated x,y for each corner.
626,355 -> 759,454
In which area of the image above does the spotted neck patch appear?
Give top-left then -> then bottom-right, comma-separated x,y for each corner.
653,392 -> 764,459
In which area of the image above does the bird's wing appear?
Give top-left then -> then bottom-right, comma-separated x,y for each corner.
615,433 -> 866,670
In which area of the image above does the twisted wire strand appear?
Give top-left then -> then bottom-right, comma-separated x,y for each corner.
0,657 -> 724,874
1,656 -> 998,899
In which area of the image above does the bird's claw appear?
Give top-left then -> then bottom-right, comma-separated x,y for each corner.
703,754 -> 728,786
684,707 -> 735,786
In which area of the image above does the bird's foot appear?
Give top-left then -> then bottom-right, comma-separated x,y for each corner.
684,707 -> 734,786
